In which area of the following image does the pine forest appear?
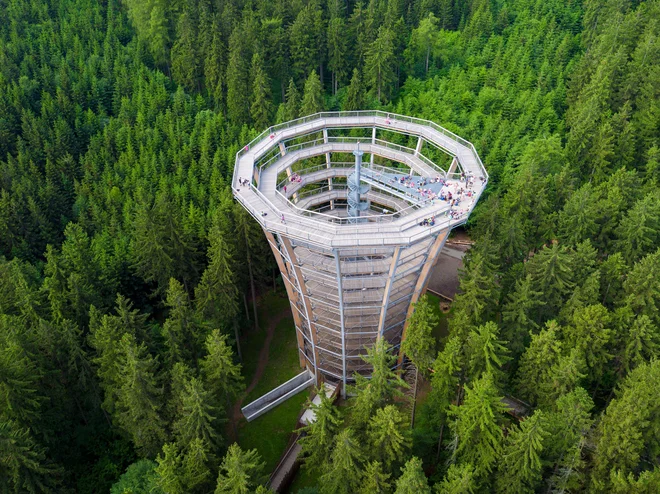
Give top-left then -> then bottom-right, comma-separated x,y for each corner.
0,0 -> 659,492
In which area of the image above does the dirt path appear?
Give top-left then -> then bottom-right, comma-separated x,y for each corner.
227,310 -> 290,442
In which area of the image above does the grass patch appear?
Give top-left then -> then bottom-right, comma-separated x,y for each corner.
245,315 -> 302,403
237,390 -> 310,475
235,290 -> 310,474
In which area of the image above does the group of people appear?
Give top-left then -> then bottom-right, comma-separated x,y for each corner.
419,216 -> 436,227
238,177 -> 250,187
289,173 -> 302,183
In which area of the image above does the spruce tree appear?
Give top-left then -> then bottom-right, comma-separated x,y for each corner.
284,79 -> 301,121
351,339 -> 408,428
299,385 -> 343,474
359,461 -> 391,494
435,463 -> 477,494
171,12 -> 199,92
319,429 -> 365,494
250,52 -> 273,131
226,28 -> 250,128
501,274 -> 544,355
154,443 -> 184,494
526,242 -> 576,319
172,376 -> 221,453
343,68 -> 365,111
449,373 -> 508,476
215,444 -> 267,494
394,457 -> 430,494
327,16 -> 347,95
495,410 -> 548,494
515,321 -> 563,405
465,321 -> 510,384
200,329 -> 243,412
300,70 -> 325,116
402,294 -> 438,374
365,27 -> 396,102
114,334 -> 167,457
367,405 -> 412,472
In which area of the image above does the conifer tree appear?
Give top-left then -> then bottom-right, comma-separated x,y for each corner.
402,294 -> 438,374
359,461 -> 391,494
195,208 -> 240,334
319,429 -> 365,494
615,191 -> 660,264
284,79 -> 301,121
200,330 -> 243,412
204,17 -> 225,108
452,252 -> 499,326
365,26 -> 396,102
343,68 -> 365,111
351,339 -> 408,428
299,385 -> 343,474
562,304 -> 612,384
171,12 -> 199,92
465,321 -> 510,384
327,16 -> 347,95
591,361 -> 660,491
172,376 -> 221,453
226,28 -> 250,128
515,321 -> 563,405
163,278 -> 209,366
495,410 -> 548,494
622,249 -> 660,326
300,70 -> 325,116
435,463 -> 477,494
215,444 -> 267,494
526,243 -> 576,319
250,52 -> 273,131
0,420 -> 61,494
394,457 -> 430,494
449,373 -> 508,476
501,274 -> 544,355
288,3 -> 324,81
114,334 -> 167,457
367,405 -> 412,472
181,437 -> 213,492
154,443 -> 184,494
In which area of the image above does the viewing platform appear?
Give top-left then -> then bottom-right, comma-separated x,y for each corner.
232,111 -> 486,390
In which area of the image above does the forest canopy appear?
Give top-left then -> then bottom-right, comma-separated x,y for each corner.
0,0 -> 659,492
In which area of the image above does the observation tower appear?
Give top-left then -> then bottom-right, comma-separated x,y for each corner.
232,112 -> 487,394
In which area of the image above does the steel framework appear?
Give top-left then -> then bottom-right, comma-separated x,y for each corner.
232,112 -> 487,392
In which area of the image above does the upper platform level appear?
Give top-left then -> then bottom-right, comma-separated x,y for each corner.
232,112 -> 487,248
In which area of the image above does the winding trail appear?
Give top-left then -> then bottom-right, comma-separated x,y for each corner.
228,310 -> 291,442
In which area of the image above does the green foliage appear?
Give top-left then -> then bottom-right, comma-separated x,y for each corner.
394,457 -> 430,494
402,294 -> 439,373
367,405 -> 412,472
215,443 -> 267,494
300,71 -> 325,116
319,429 -> 365,494
350,339 -> 408,428
495,410 -> 548,494
435,463 -> 476,494
299,385 -> 343,474
111,460 -> 160,494
449,373 -> 508,476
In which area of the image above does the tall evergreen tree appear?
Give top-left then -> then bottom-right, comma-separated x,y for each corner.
401,294 -> 438,374
359,461 -> 391,494
299,385 -> 343,474
171,12 -> 200,92
250,52 -> 273,131
449,373 -> 508,476
343,68 -> 365,111
365,26 -> 396,102
319,429 -> 365,494
394,457 -> 430,494
495,410 -> 548,494
367,405 -> 412,472
226,28 -> 250,128
300,70 -> 325,116
215,444 -> 267,494
114,334 -> 167,457
436,463 -> 477,494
